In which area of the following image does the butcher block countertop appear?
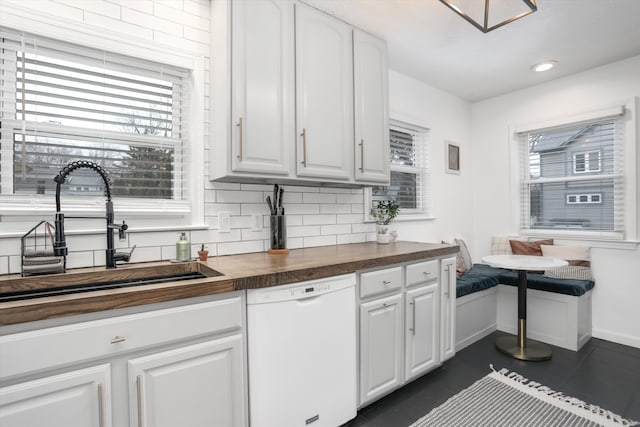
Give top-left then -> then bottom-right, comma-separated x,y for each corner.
0,242 -> 457,326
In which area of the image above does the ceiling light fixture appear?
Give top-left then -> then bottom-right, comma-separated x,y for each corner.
532,61 -> 557,72
439,0 -> 538,33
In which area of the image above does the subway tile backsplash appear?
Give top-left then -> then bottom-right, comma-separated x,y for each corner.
0,184 -> 370,274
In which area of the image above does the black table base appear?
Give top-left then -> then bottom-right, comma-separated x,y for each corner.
495,270 -> 552,361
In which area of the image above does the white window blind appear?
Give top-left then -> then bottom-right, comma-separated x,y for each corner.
372,122 -> 429,215
518,115 -> 625,238
0,28 -> 190,202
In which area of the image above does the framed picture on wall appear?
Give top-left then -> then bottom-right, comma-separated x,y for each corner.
445,141 -> 460,175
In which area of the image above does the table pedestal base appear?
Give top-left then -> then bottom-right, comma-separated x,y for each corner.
495,335 -> 552,361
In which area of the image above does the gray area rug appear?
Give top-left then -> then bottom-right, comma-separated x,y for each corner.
410,367 -> 639,427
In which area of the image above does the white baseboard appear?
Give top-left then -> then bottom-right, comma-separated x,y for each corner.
593,328 -> 640,349
456,324 -> 496,352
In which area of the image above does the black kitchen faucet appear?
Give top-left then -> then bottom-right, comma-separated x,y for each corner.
53,160 -> 134,269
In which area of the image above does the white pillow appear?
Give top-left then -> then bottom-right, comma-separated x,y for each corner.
544,266 -> 594,281
454,238 -> 472,270
540,244 -> 590,261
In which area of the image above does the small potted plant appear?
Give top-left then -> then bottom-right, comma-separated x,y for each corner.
372,200 -> 400,244
197,244 -> 209,261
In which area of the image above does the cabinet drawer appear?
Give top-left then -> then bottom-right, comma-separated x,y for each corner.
360,266 -> 402,298
0,296 -> 242,381
406,260 -> 438,288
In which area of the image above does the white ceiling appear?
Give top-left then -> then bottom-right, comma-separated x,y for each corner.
308,0 -> 640,102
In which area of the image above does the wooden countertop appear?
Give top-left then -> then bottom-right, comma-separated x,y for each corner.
0,242 -> 457,326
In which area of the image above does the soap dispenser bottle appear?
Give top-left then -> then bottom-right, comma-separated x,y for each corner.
176,232 -> 191,262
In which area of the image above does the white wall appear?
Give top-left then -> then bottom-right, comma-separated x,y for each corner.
388,71 -> 473,245
471,55 -> 640,348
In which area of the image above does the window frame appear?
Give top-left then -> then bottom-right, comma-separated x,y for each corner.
512,101 -> 637,245
0,11 -> 205,230
364,117 -> 432,222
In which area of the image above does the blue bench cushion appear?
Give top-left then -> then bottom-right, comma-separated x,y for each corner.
456,264 -> 507,298
496,270 -> 594,296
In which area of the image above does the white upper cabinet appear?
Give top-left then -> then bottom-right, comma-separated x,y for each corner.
295,2 -> 353,181
353,29 -> 390,184
231,0 -> 294,175
211,0 -> 294,179
210,0 -> 389,186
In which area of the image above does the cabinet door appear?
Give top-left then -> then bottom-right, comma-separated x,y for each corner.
440,257 -> 457,362
295,2 -> 353,181
231,0 -> 293,175
353,29 -> 389,184
0,364 -> 111,427
128,335 -> 246,427
359,293 -> 403,405
405,283 -> 440,381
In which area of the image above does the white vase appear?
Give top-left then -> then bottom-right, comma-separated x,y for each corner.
377,232 -> 390,244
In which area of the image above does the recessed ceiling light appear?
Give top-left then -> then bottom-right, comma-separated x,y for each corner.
532,61 -> 557,72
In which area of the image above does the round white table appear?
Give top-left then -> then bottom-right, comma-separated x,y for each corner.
482,254 -> 568,361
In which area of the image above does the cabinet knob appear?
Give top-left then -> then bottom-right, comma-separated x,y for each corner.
110,335 -> 126,344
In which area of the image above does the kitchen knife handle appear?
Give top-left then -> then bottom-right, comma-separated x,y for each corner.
236,117 -> 243,161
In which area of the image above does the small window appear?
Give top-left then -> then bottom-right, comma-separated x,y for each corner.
566,194 -> 602,204
369,120 -> 430,217
573,150 -> 601,174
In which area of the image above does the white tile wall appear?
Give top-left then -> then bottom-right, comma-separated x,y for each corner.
0,0 -> 373,275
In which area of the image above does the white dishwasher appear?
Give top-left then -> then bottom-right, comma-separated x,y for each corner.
247,273 -> 357,427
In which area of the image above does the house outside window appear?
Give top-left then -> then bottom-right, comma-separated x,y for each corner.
368,119 -> 430,218
519,115 -> 625,236
0,29 -> 190,207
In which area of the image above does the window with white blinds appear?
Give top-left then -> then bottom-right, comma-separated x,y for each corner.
518,114 -> 625,238
372,121 -> 429,215
0,29 -> 190,202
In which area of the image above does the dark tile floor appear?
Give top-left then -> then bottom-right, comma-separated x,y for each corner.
344,331 -> 640,426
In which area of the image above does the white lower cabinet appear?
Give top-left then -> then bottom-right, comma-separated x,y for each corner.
0,364 -> 111,427
359,293 -> 403,404
129,335 -> 245,427
359,258 -> 455,407
0,293 -> 247,427
405,284 -> 440,381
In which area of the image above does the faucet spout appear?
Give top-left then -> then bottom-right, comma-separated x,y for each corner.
53,160 -> 131,269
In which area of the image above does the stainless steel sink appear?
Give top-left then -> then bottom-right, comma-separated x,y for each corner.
0,262 -> 224,302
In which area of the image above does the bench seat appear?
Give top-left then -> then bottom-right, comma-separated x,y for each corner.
455,263 -> 594,352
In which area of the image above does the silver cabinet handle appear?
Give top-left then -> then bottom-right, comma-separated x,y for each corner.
300,128 -> 307,166
423,271 -> 432,276
382,280 -> 391,285
236,117 -> 243,160
98,383 -> 105,427
444,265 -> 452,297
409,300 -> 416,335
136,375 -> 143,427
382,303 -> 389,308
358,139 -> 364,172
110,336 -> 126,344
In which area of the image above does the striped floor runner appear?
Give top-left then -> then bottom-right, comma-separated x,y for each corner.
410,367 -> 639,427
